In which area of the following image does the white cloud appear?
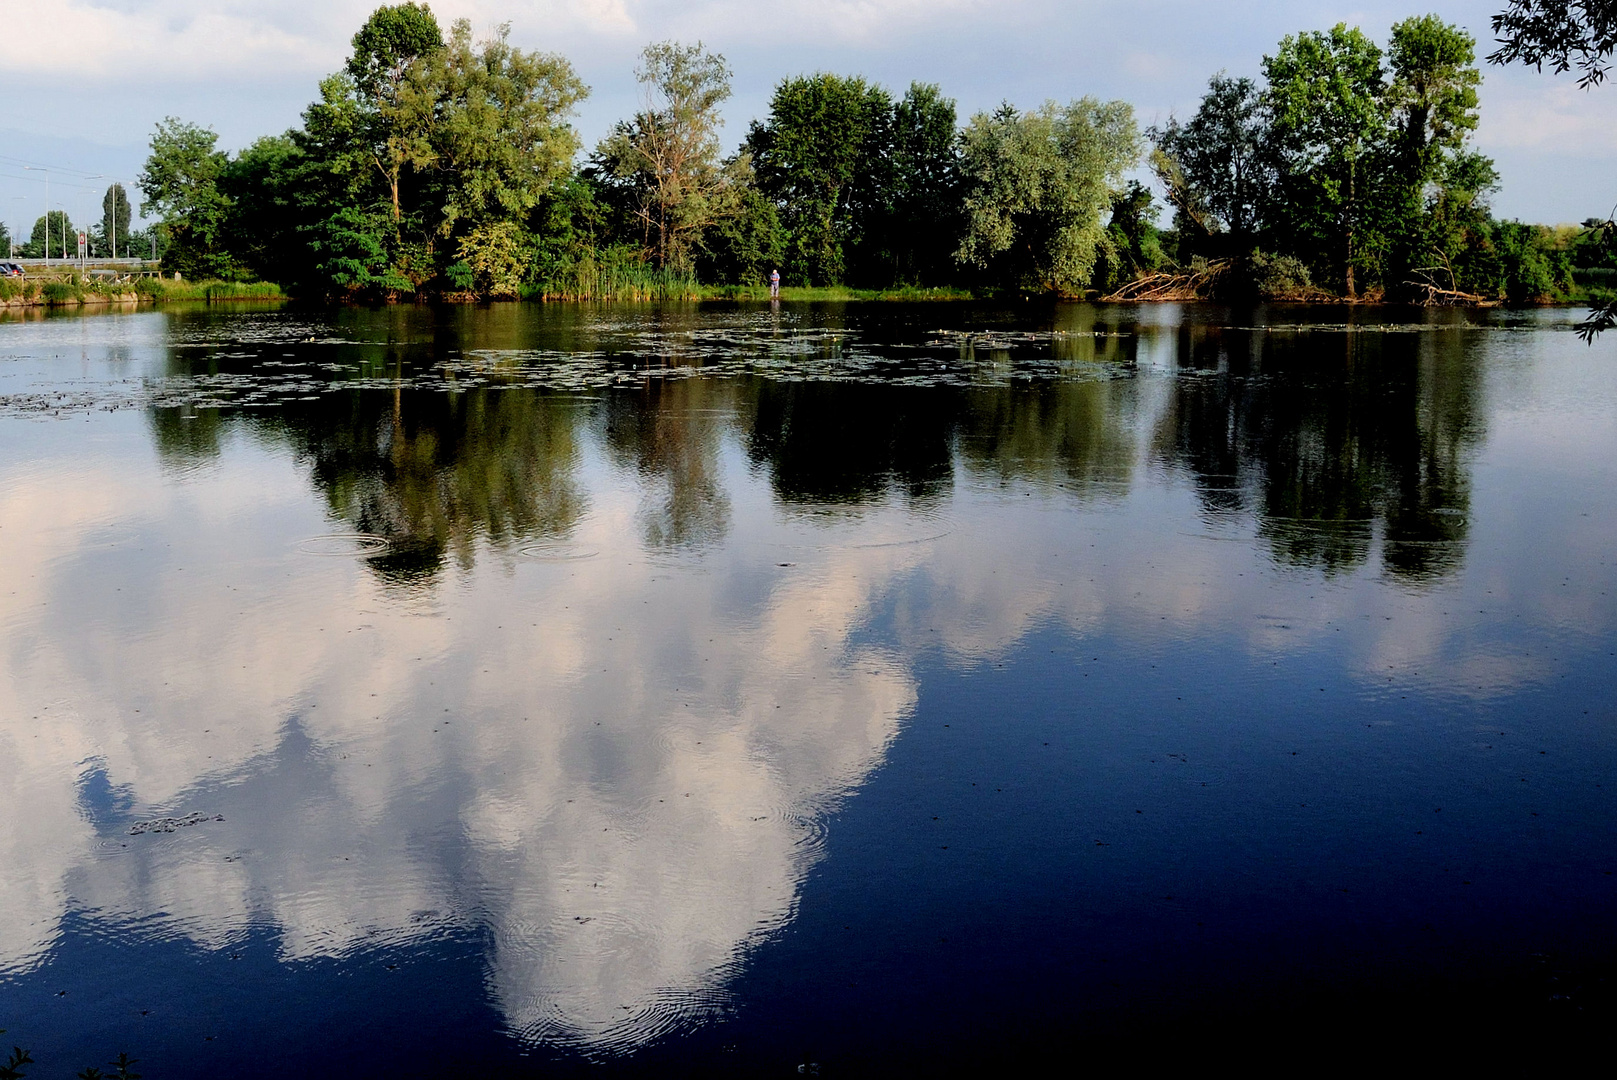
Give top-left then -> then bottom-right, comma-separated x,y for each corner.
1479,77 -> 1617,156
1,0 -> 1612,219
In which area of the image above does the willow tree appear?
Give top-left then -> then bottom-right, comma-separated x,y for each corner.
431,21 -> 585,236
956,98 -> 1140,294
594,41 -> 746,272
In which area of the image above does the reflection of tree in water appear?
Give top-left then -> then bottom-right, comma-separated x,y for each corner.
744,377 -> 1137,507
141,303 -> 1480,584
151,386 -> 588,585
331,390 -> 586,581
746,382 -> 957,506
150,406 -> 228,467
605,379 -> 736,550
1152,320 -> 1483,580
956,379 -> 1137,496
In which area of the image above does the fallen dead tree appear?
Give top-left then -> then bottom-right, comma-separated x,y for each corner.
1404,280 -> 1498,306
1102,259 -> 1231,302
1403,260 -> 1498,307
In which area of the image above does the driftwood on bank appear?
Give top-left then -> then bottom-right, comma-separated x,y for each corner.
1102,260 -> 1231,302
1102,257 -> 1503,307
1404,280 -> 1498,306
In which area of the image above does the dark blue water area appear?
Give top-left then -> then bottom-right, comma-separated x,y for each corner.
688,632 -> 1617,1069
5,302 -> 1617,1076
2,918 -> 506,1077
21,623 -> 1612,1077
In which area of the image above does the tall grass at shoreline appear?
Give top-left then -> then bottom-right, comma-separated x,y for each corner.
0,274 -> 283,306
524,257 -> 699,301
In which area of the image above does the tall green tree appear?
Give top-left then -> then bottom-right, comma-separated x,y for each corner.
347,1 -> 443,229
287,10 -> 586,297
956,98 -> 1140,294
1262,24 -> 1390,296
219,135 -> 306,285
296,73 -> 406,292
1383,16 -> 1485,290
430,19 -> 586,242
138,117 -> 235,278
594,41 -> 746,272
746,74 -> 894,284
1150,73 -> 1269,250
101,183 -> 132,257
28,211 -> 75,260
695,184 -> 785,285
865,82 -> 962,286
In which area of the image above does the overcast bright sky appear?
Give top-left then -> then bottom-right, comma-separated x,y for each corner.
2,0 -> 1614,235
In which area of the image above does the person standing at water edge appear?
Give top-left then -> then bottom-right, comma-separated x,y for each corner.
769,269 -> 780,297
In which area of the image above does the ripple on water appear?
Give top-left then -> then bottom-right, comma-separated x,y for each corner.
296,533 -> 392,556
772,511 -> 956,555
847,525 -> 955,550
517,541 -> 600,561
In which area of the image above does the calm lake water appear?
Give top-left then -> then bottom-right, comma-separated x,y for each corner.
1,300 -> 1614,1073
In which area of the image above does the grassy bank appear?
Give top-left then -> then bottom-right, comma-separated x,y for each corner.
0,275 -> 283,307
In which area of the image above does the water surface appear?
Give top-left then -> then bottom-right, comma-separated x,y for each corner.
1,301 -> 1614,1072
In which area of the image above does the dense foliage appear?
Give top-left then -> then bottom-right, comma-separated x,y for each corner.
1489,0 -> 1615,334
1147,13 -> 1616,304
130,4 -> 1606,306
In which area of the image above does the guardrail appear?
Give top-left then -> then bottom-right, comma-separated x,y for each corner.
8,258 -> 160,270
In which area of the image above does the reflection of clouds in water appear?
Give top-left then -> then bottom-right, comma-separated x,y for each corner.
0,442 -> 918,1050
4,437 -> 1594,1035
5,314 -> 1614,1049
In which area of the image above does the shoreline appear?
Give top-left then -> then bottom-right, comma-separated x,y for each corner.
0,279 -> 1596,312
0,278 -> 284,308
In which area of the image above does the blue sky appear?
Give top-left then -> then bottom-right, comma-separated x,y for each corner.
2,0 -> 1613,236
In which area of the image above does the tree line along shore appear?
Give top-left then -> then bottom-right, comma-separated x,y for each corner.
8,4 -> 1615,309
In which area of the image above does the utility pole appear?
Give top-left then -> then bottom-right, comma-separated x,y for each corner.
23,166 -> 48,264
9,196 -> 24,260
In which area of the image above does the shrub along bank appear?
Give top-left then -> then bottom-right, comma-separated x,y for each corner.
0,276 -> 283,307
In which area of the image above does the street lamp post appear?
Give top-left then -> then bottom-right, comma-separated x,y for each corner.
22,166 -> 48,264
8,197 -> 23,259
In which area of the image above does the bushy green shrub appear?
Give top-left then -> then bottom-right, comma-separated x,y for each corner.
1493,220 -> 1575,303
1249,251 -> 1314,298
